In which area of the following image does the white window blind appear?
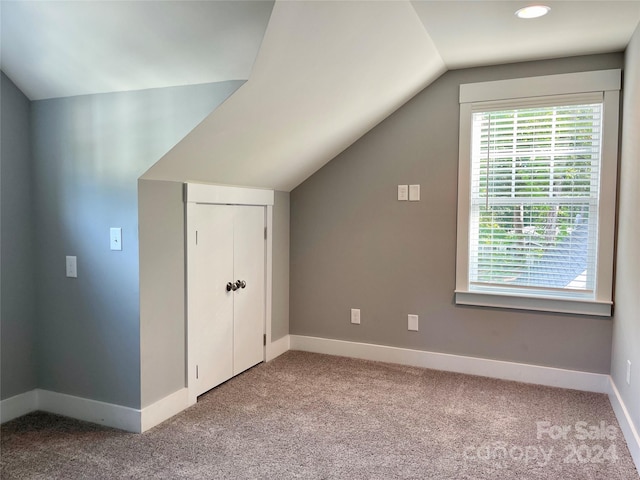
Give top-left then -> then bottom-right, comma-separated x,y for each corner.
456,70 -> 620,316
468,96 -> 603,298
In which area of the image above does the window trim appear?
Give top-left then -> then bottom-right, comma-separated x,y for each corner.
455,70 -> 621,317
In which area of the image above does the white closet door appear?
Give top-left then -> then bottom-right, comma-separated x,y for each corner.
233,206 -> 266,375
189,203 -> 265,397
190,204 -> 234,397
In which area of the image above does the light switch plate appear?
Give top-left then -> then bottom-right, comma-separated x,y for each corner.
408,314 -> 419,331
409,184 -> 420,201
110,227 -> 122,251
351,308 -> 361,325
66,256 -> 77,278
398,185 -> 408,201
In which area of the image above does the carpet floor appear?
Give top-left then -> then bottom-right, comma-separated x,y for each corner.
1,351 -> 637,479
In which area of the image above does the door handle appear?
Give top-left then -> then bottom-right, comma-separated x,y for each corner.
226,282 -> 238,292
235,280 -> 247,289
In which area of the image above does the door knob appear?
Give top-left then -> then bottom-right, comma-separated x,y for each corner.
226,282 -> 238,292
235,280 -> 246,289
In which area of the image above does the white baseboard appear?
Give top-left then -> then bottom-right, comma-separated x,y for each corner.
289,335 -> 610,393
140,388 -> 188,433
3,336 -> 637,475
37,389 -> 141,433
267,334 -> 290,361
1,387 -> 193,434
292,335 -> 638,474
0,390 -> 38,423
608,378 -> 640,474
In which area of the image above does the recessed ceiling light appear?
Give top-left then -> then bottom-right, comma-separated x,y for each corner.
515,5 -> 551,19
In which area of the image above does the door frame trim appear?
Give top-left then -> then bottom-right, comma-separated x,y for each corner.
185,182 -> 274,206
185,183 -> 274,406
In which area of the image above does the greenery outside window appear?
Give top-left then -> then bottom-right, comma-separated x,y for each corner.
455,70 -> 620,316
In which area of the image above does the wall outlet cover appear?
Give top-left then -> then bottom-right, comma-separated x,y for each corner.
351,308 -> 361,324
398,185 -> 408,201
66,256 -> 77,278
627,360 -> 631,385
408,314 -> 419,331
409,184 -> 420,201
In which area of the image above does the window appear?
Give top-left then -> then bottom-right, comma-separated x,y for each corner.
455,70 -> 620,316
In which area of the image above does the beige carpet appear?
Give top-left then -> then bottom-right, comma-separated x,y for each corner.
1,351 -> 637,479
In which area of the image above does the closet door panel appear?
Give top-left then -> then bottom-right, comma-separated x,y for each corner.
233,206 -> 266,375
191,204 -> 234,396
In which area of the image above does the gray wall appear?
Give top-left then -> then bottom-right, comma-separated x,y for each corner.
138,180 -> 185,408
290,54 -> 623,374
31,81 -> 243,408
611,25 -> 640,435
1,72 -> 37,400
272,191 -> 290,341
138,184 -> 290,407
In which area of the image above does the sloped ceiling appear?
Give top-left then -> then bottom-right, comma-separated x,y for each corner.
141,1 -> 445,191
0,1 -> 274,100
142,0 -> 640,192
3,1 -> 640,192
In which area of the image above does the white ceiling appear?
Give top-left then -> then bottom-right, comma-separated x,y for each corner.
412,1 -> 640,69
0,1 -> 274,100
142,0 -> 446,190
2,1 -> 640,192
2,1 -> 639,101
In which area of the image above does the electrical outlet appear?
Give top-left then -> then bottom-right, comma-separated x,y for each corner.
398,185 -> 408,201
409,184 -> 420,201
408,314 -> 419,331
351,308 -> 361,325
627,360 -> 631,385
66,256 -> 77,278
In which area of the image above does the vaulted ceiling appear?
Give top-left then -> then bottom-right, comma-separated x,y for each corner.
1,1 -> 274,100
2,1 -> 640,191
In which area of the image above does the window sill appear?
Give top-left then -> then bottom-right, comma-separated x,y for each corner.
454,290 -> 612,317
